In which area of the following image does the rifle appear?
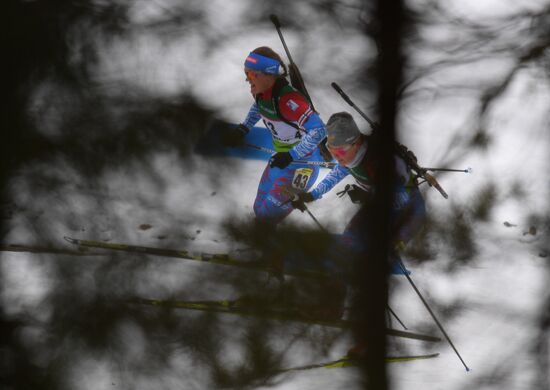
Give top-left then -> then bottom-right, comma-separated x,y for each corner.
331,82 -> 450,199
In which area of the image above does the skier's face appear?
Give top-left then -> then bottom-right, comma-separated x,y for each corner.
245,69 -> 275,96
328,138 -> 362,166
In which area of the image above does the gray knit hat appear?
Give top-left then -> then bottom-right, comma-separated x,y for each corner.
326,112 -> 361,147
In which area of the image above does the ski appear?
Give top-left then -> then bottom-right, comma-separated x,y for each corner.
133,297 -> 441,343
63,236 -> 329,279
1,243 -> 103,256
274,352 -> 440,373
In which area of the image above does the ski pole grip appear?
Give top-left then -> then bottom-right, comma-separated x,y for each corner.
269,14 -> 281,28
331,82 -> 354,106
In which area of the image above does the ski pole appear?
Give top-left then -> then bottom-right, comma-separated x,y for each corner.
331,82 -> 449,199
294,200 -> 327,233
281,189 -> 328,233
397,258 -> 470,371
331,82 -> 378,130
243,143 -> 336,169
424,167 -> 472,174
270,14 -> 296,67
303,207 -> 327,232
269,14 -> 316,111
387,305 -> 408,330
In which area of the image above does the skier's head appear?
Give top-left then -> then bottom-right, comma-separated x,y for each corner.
244,47 -> 287,96
326,112 -> 364,166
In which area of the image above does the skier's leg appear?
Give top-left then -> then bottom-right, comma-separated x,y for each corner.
392,187 -> 426,248
388,188 -> 426,274
253,162 -> 319,225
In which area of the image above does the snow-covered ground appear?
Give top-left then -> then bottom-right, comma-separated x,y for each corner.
2,147 -> 548,389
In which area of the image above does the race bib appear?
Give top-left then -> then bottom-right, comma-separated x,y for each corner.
292,168 -> 313,190
262,118 -> 302,144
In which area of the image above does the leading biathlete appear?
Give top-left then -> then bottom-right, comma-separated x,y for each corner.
225,46 -> 327,226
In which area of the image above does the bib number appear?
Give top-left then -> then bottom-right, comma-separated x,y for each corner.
262,118 -> 302,144
263,119 -> 278,137
292,168 -> 313,190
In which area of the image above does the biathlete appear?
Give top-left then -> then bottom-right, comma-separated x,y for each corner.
288,111 -> 428,355
292,111 -> 427,269
224,46 -> 327,227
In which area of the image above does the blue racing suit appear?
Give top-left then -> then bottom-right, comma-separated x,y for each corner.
241,78 -> 327,225
307,139 -> 426,276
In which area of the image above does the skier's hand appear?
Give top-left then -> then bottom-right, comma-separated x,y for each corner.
291,192 -> 314,212
269,152 -> 293,169
347,185 -> 372,204
337,184 -> 372,204
222,124 -> 248,147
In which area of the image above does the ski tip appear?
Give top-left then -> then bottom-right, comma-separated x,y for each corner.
63,236 -> 76,244
466,167 -> 473,174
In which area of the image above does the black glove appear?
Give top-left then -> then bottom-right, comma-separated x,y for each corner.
336,184 -> 372,204
290,192 -> 314,212
269,151 -> 293,169
222,124 -> 248,147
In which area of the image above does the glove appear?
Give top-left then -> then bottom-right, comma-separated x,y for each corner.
290,192 -> 314,212
336,184 -> 372,204
269,151 -> 293,169
347,185 -> 372,204
222,124 -> 248,147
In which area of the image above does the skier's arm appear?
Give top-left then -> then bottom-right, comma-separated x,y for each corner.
277,92 -> 327,160
393,155 -> 416,210
241,103 -> 262,130
310,164 -> 350,200
222,103 -> 262,147
288,114 -> 326,160
394,156 -> 410,187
